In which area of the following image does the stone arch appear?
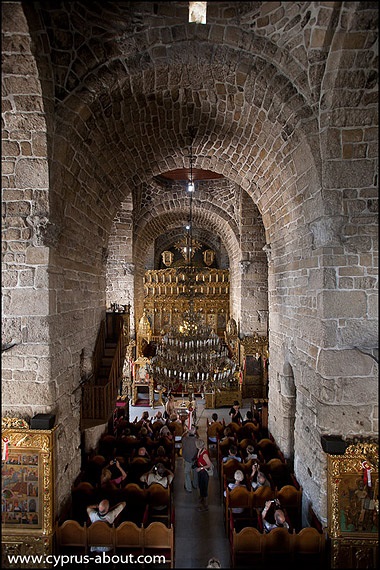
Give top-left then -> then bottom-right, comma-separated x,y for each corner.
268,356 -> 297,464
132,204 -> 242,328
153,228 -> 227,270
33,5 -> 317,105
105,173 -> 266,336
53,53 -> 320,204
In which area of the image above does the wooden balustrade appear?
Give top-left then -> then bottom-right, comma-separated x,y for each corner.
81,313 -> 126,427
92,319 -> 106,379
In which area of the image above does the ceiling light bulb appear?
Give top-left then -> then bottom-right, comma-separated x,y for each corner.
187,181 -> 195,192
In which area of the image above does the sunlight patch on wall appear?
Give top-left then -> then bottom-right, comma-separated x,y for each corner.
189,2 -> 207,24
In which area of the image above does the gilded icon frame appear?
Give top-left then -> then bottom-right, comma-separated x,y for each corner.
1,422 -> 55,535
328,442 -> 378,539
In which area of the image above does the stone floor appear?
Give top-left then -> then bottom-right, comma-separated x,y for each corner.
129,395 -> 253,568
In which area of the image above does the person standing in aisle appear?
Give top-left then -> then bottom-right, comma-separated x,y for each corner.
182,425 -> 198,493
164,392 -> 176,419
195,438 -> 213,511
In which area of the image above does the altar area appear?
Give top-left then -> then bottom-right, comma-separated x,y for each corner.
205,385 -> 242,409
130,356 -> 154,406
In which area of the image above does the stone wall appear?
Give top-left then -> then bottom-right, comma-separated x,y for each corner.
1,2 -> 377,525
239,189 -> 268,335
106,197 -> 135,333
2,2 -> 52,418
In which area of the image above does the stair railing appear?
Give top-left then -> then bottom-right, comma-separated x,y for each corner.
92,318 -> 106,380
81,313 -> 126,424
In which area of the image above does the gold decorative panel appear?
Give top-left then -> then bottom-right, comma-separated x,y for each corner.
327,442 -> 379,568
142,268 -> 230,338
1,419 -> 56,567
239,334 -> 269,398
1,535 -> 53,568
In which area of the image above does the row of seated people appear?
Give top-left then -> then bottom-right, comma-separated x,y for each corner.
212,419 -> 299,491
205,408 -> 295,490
98,413 -> 187,462
71,411 -> 187,526
72,476 -> 175,528
216,429 -> 286,464
223,468 -> 303,535
223,460 -> 302,528
113,409 -> 186,442
82,441 -> 175,487
56,519 -> 174,567
206,412 -> 265,451
220,454 -> 299,495
206,410 -> 325,568
222,470 -> 325,568
211,414 -> 302,536
81,412 -> 186,486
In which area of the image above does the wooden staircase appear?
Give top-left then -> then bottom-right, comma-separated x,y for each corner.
81,313 -> 126,429
97,346 -> 116,385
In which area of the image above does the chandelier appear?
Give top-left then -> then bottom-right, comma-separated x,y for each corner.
148,131 -> 238,394
149,311 -> 237,393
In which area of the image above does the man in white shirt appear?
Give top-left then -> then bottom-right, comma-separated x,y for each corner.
140,463 -> 174,488
87,499 -> 126,552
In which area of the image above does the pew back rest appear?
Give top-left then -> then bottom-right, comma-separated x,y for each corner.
114,520 -> 143,551
87,520 -> 114,551
56,520 -> 87,552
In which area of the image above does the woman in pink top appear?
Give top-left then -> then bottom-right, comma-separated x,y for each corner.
100,459 -> 127,487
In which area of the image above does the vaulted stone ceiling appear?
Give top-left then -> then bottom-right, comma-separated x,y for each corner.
15,1 -> 376,276
13,0 -> 376,302
22,1 -> 339,267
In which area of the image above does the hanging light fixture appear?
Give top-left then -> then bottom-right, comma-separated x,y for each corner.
187,140 -> 195,192
148,131 -> 238,395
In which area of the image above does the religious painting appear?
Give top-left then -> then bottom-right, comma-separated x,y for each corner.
338,473 -> 378,534
217,311 -> 226,332
2,421 -> 56,564
171,311 -> 181,329
328,442 -> 379,539
161,311 -> 171,331
327,442 -> 378,568
154,312 -> 161,335
226,317 -> 237,336
2,449 -> 42,529
203,249 -> 215,266
134,356 -> 151,382
161,250 -> 174,267
207,313 -> 217,332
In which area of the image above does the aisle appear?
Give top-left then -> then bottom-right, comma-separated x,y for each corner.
172,441 -> 230,567
128,397 -> 252,568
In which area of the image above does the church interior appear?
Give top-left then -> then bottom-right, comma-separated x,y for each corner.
1,2 -> 378,568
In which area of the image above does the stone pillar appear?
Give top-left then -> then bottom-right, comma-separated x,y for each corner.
106,199 -> 135,336
239,190 -> 268,336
